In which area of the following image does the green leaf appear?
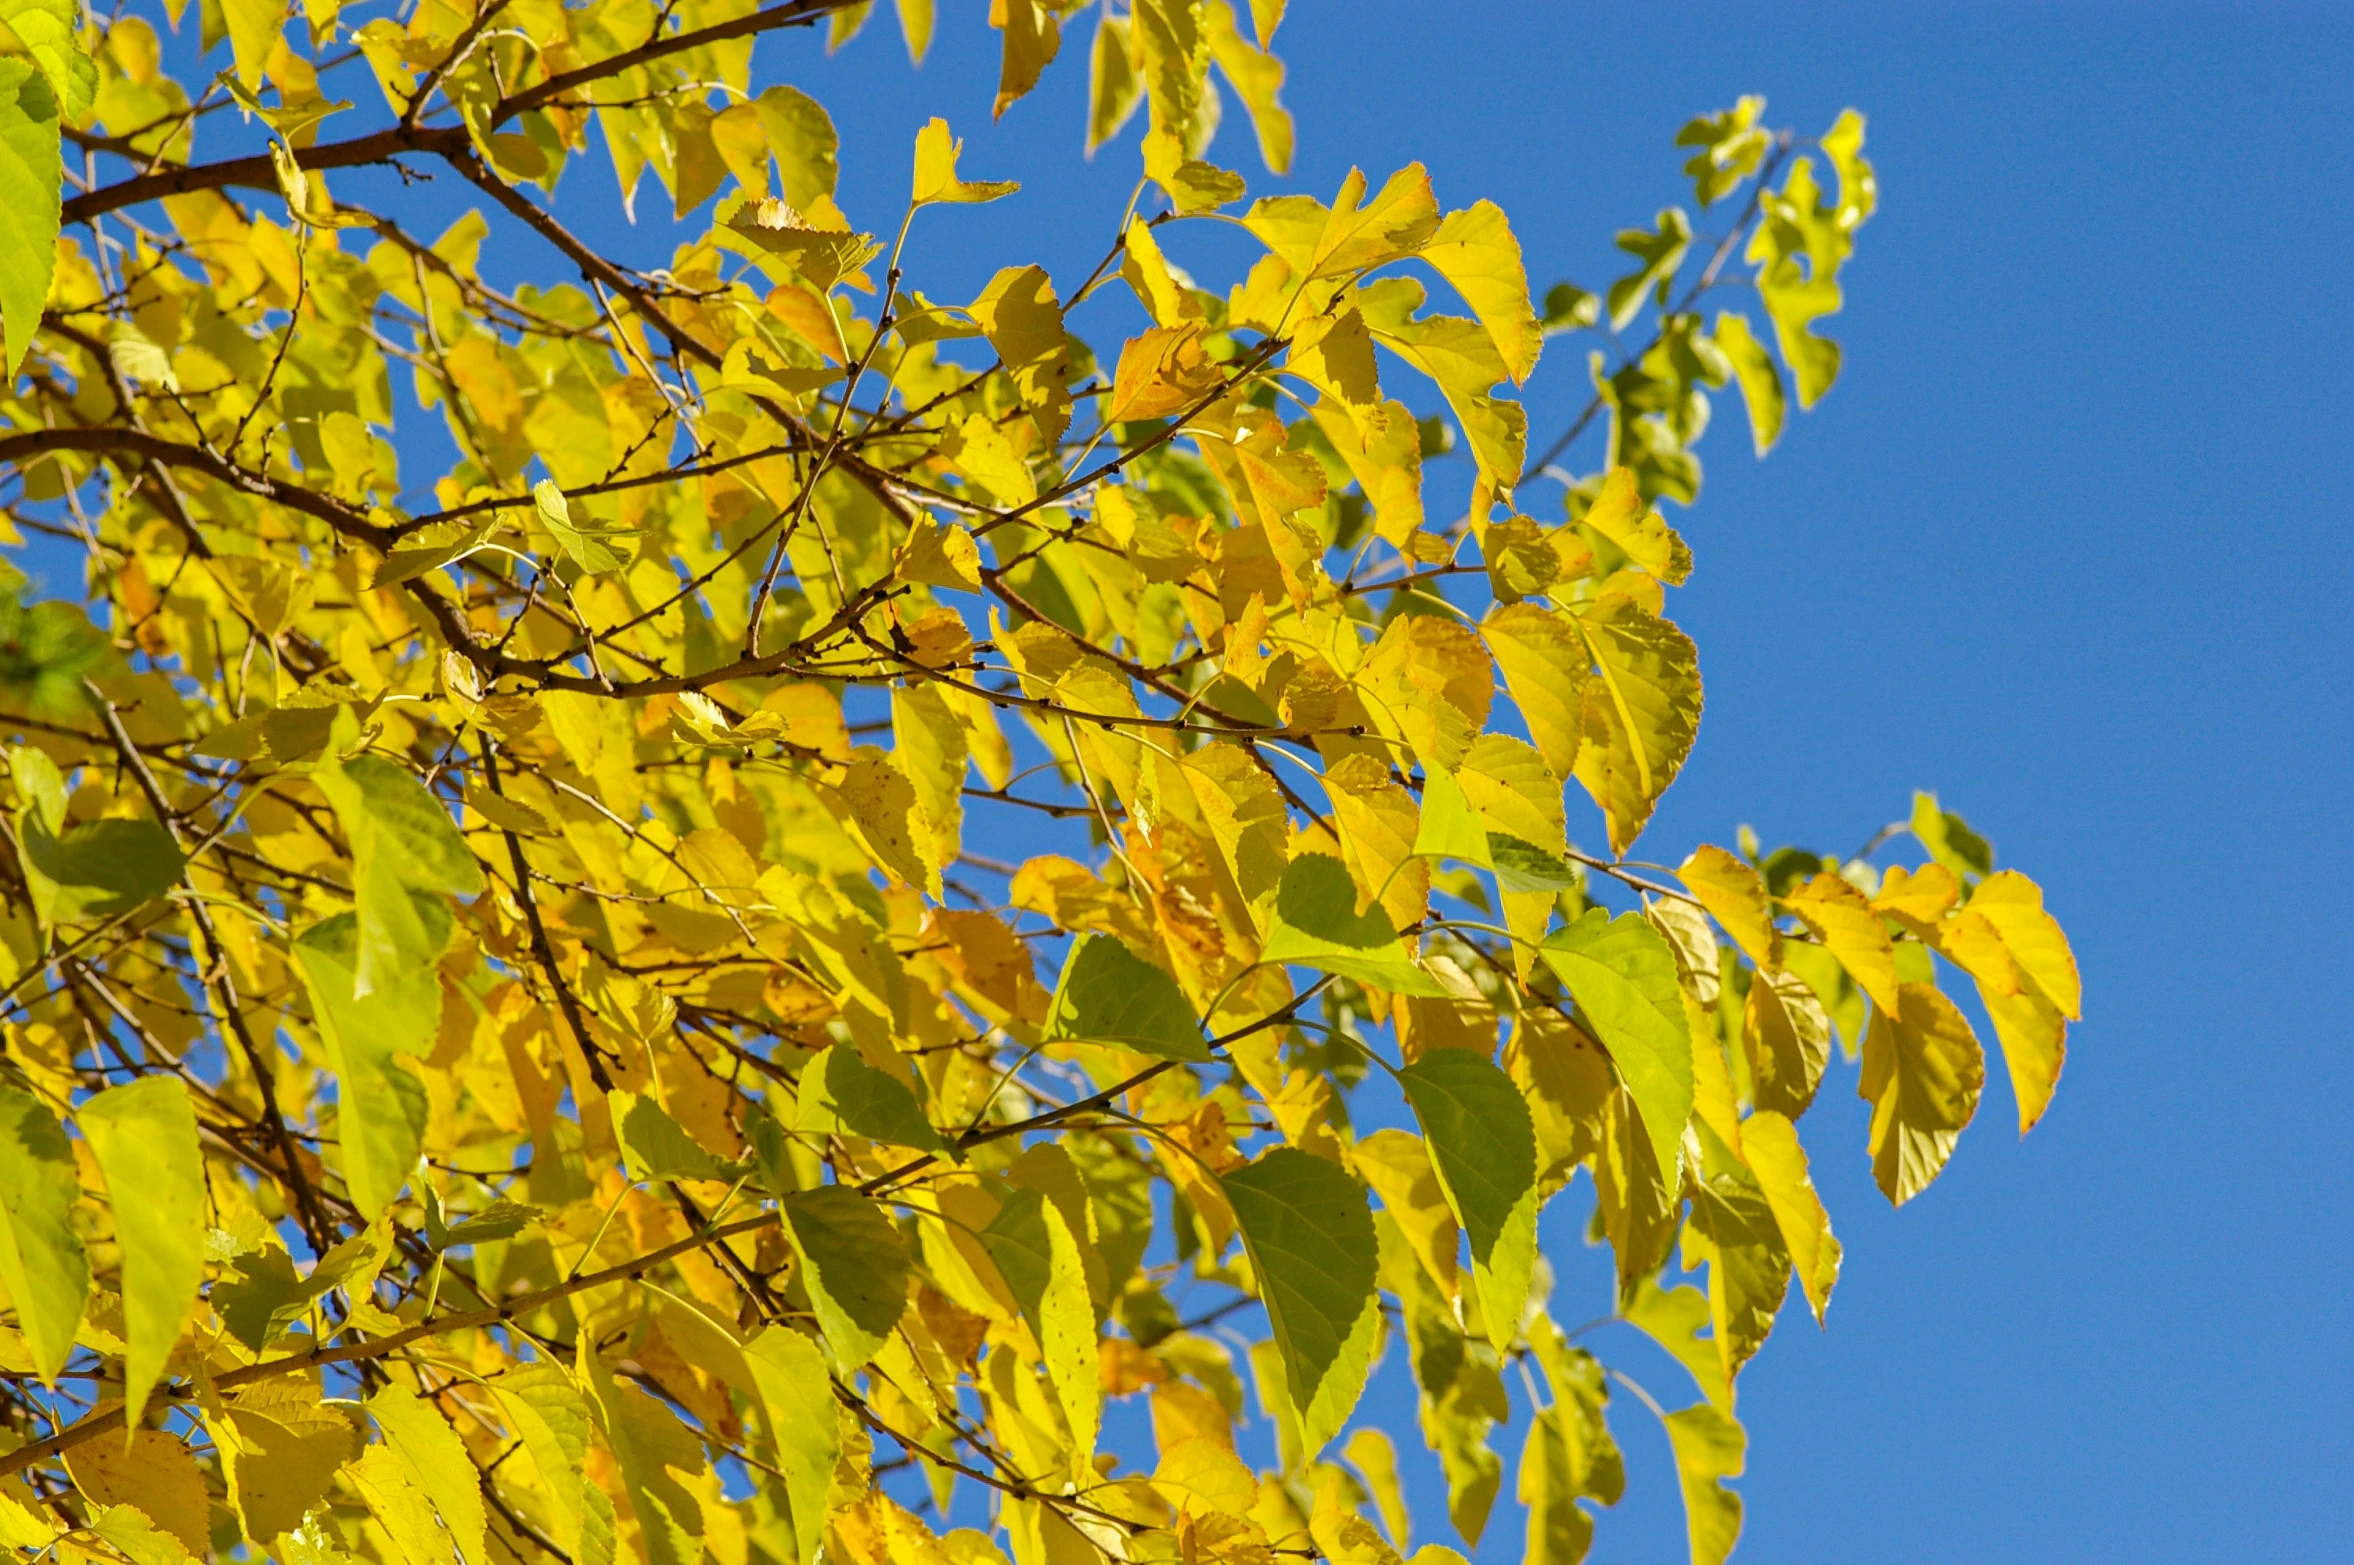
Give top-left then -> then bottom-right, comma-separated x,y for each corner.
370,519 -> 495,589
795,1044 -> 947,1152
0,57 -> 59,377
420,1186 -> 542,1250
1261,852 -> 1448,996
1540,908 -> 1694,1189
779,1185 -> 909,1365
1605,207 -> 1691,331
76,1077 -> 202,1424
312,744 -> 482,996
741,1328 -> 837,1565
0,1084 -> 84,1380
368,1384 -> 488,1565
533,479 -> 639,574
1663,1403 -> 1744,1565
1222,1147 -> 1380,1457
1042,934 -> 1207,1060
294,913 -> 433,1220
1394,1050 -> 1536,1351
213,1226 -> 388,1351
1910,789 -> 1993,881
18,814 -> 184,925
608,1090 -> 723,1182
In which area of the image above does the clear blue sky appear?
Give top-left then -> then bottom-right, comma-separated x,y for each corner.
744,5 -> 2348,1559
109,3 -> 2354,1559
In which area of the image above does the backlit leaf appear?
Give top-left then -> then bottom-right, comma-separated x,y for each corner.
1540,909 -> 1694,1189
1044,933 -> 1208,1060
1222,1147 -> 1379,1456
0,1084 -> 85,1381
1262,853 -> 1449,996
781,1185 -> 910,1364
76,1078 -> 201,1424
1859,981 -> 1985,1205
1395,1049 -> 1536,1350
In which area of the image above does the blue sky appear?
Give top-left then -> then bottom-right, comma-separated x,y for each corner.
85,2 -> 2354,1559
746,5 -> 2349,1560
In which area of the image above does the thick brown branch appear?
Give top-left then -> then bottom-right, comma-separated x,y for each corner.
60,126 -> 468,226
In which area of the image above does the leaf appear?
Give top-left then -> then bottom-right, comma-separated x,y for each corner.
577,1340 -> 703,1565
1579,466 -> 1691,586
991,0 -> 1062,119
1676,845 -> 1779,971
532,478 -> 638,574
369,1384 -> 489,1565
68,1434 -> 208,1558
1420,201 -> 1540,384
795,1043 -> 947,1153
608,1089 -> 723,1182
1570,593 -> 1702,855
0,56 -> 60,377
1911,789 -> 1994,881
984,1188 -> 1099,1468
1663,1403 -> 1745,1565
1202,0 -> 1291,174
1085,13 -> 1141,154
1858,981 -> 1985,1205
1685,1134 -> 1788,1387
910,116 -> 1018,205
1955,870 -> 2081,1020
1741,966 -> 1829,1119
1605,207 -> 1690,331
1222,1147 -> 1380,1457
312,744 -> 482,997
1351,1128 -> 1456,1297
1394,1050 -> 1536,1350
294,914 -> 434,1220
1483,603 -> 1588,785
1261,853 -> 1448,996
490,1366 -> 599,1561
0,0 -> 92,121
1710,312 -> 1785,456
1621,1279 -> 1728,1414
1108,322 -> 1224,422
1738,1110 -> 1840,1324
1539,909 -> 1693,1190
76,1077 -> 202,1425
219,1380 -> 360,1541
741,1329 -> 837,1565
218,0 -> 281,88
18,813 -> 185,924
0,1084 -> 84,1381
1043,933 -> 1207,1061
1342,1428 -> 1409,1550
1778,872 -> 1900,1019
780,1185 -> 909,1365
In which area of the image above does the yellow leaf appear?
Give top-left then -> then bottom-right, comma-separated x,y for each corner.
1350,1128 -> 1456,1298
1570,593 -> 1701,855
1676,845 -> 1779,970
990,0 -> 1063,119
837,747 -> 941,900
65,1432 -> 208,1558
970,264 -> 1072,442
1579,466 -> 1691,586
1741,967 -> 1829,1119
1778,872 -> 1900,1019
1420,201 -> 1541,384
1202,2 -> 1291,174
1737,1111 -> 1840,1324
1858,981 -> 1984,1205
1955,870 -> 2081,1019
911,117 -> 1019,206
1108,322 -> 1226,422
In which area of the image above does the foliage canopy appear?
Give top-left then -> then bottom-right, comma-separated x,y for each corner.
0,4 -> 2078,1565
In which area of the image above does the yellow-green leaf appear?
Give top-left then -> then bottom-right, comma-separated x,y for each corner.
1539,909 -> 1693,1189
294,914 -> 434,1220
1222,1146 -> 1379,1457
0,1083 -> 87,1383
1044,933 -> 1208,1061
1395,1049 -> 1536,1351
1663,1402 -> 1744,1565
781,1185 -> 909,1364
76,1077 -> 201,1425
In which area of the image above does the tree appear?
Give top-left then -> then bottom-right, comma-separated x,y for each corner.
0,5 -> 2079,1565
